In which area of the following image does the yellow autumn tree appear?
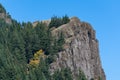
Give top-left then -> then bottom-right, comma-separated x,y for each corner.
29,59 -> 40,68
29,49 -> 46,68
33,49 -> 44,59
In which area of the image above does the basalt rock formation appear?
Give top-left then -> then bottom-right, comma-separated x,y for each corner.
0,3 -> 105,80
50,17 -> 106,80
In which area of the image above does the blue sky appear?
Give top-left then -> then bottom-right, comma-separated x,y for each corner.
0,0 -> 120,80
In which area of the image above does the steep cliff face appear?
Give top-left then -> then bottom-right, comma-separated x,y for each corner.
50,17 -> 106,80
0,4 -> 12,24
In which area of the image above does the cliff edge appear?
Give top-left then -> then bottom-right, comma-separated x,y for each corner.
50,17 -> 106,80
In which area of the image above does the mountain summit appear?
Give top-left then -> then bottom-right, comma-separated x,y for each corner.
0,4 -> 105,80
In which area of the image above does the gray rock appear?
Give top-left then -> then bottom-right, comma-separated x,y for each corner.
0,13 -> 12,24
50,17 -> 106,80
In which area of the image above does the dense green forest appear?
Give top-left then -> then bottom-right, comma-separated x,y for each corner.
0,4 -> 89,80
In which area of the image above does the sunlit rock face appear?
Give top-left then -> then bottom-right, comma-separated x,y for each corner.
50,17 -> 106,80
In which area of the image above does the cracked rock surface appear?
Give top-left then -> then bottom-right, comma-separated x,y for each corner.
50,17 -> 106,80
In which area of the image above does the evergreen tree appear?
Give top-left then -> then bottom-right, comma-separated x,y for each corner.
49,15 -> 70,28
49,16 -> 62,28
0,3 -> 6,13
62,15 -> 70,24
52,68 -> 73,80
0,4 -> 71,79
77,69 -> 87,80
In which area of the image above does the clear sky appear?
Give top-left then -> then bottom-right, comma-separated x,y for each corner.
0,0 -> 120,80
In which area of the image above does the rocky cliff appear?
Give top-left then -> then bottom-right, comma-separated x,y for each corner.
0,4 -> 12,24
0,3 -> 105,80
50,17 -> 106,80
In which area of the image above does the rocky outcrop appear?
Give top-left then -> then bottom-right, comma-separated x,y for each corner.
0,13 -> 12,24
33,20 -> 50,27
50,17 -> 106,80
0,4 -> 12,24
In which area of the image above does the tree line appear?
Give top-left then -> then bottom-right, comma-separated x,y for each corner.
0,3 -> 90,79
0,15 -> 71,79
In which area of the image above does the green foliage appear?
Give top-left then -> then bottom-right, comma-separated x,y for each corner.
7,12 -> 11,18
90,78 -> 94,80
56,32 -> 65,52
0,4 -> 71,79
52,68 -> 73,80
77,69 -> 87,80
51,32 -> 65,55
0,4 -> 6,13
98,76 -> 102,80
49,15 -> 70,28
62,15 -> 70,24
49,16 -> 62,28
0,14 -> 66,79
27,58 -> 50,80
45,55 -> 55,64
0,19 -> 6,27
